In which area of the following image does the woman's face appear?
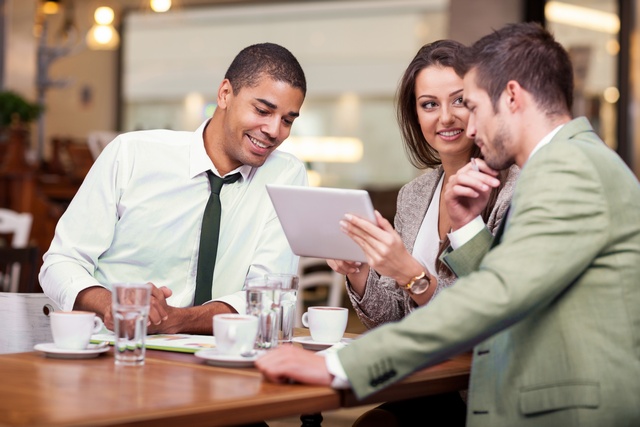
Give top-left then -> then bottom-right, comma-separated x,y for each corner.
414,65 -> 474,160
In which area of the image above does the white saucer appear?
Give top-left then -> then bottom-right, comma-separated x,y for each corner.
34,343 -> 109,359
292,336 -> 353,351
194,349 -> 265,368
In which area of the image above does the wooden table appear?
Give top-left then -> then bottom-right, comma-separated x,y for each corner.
0,334 -> 471,427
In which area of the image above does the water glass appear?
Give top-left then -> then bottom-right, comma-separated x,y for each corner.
245,277 -> 282,349
265,273 -> 299,343
112,282 -> 152,366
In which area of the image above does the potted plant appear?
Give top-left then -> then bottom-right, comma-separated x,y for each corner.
0,91 -> 43,171
0,91 -> 43,127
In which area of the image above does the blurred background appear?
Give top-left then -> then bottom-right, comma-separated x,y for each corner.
1,0 -> 638,266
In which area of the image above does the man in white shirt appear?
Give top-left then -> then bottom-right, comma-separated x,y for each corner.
40,43 -> 308,334
255,23 -> 640,427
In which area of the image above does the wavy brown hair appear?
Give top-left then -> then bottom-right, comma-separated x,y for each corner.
395,40 -> 507,274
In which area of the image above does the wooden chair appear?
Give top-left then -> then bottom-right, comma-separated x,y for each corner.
0,208 -> 32,247
87,131 -> 118,160
0,292 -> 59,354
295,257 -> 345,327
0,246 -> 40,293
0,208 -> 34,292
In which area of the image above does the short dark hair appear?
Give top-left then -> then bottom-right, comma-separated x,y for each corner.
396,39 -> 481,169
224,43 -> 306,96
455,22 -> 573,116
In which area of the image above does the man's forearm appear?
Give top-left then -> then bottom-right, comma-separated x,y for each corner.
74,286 -> 112,318
149,301 -> 237,335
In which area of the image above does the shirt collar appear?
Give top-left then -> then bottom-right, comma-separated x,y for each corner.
189,119 -> 253,180
526,124 -> 564,164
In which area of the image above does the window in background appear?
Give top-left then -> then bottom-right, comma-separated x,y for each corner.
546,0 -> 620,150
121,0 -> 449,189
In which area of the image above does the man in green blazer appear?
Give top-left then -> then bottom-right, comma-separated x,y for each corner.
256,23 -> 640,426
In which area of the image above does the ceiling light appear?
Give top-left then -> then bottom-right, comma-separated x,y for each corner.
150,0 -> 172,13
94,7 -> 115,25
42,0 -> 60,15
545,1 -> 620,34
86,24 -> 120,50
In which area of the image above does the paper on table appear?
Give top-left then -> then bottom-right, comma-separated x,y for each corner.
92,333 -> 216,353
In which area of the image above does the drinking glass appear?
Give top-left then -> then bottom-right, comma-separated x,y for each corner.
245,277 -> 282,349
112,282 -> 152,366
265,273 -> 299,343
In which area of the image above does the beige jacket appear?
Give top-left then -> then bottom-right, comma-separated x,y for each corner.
347,165 -> 519,329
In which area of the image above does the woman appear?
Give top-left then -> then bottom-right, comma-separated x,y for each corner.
327,40 -> 519,427
329,40 -> 518,332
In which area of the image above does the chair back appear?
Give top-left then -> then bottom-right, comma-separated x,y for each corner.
0,292 -> 59,354
0,246 -> 40,292
296,257 -> 345,327
87,131 -> 118,160
0,209 -> 34,292
0,208 -> 32,248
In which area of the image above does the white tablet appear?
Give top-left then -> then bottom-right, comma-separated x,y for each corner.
266,184 -> 376,262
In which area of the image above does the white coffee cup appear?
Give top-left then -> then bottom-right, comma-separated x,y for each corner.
301,306 -> 348,343
50,311 -> 104,350
214,314 -> 259,356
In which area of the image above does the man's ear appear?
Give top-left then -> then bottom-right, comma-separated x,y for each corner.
504,80 -> 523,112
217,79 -> 233,109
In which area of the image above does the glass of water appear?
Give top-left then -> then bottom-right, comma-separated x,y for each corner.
112,282 -> 152,366
245,277 -> 282,349
265,273 -> 299,343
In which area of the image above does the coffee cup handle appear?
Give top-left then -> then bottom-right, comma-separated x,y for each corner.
301,312 -> 309,328
93,316 -> 104,333
227,325 -> 237,343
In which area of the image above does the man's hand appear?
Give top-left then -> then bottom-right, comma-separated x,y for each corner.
147,284 -> 172,327
77,283 -> 235,334
255,345 -> 334,386
75,286 -> 113,328
444,158 -> 501,230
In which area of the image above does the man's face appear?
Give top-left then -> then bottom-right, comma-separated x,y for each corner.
218,76 -> 304,172
462,69 -> 516,170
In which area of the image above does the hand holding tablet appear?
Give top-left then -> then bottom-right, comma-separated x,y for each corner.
266,184 -> 376,262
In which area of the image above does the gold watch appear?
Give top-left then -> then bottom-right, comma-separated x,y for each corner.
401,271 -> 431,295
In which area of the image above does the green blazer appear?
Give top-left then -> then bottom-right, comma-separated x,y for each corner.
337,117 -> 640,426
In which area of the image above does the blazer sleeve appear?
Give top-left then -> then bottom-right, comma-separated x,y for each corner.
337,140 -> 612,400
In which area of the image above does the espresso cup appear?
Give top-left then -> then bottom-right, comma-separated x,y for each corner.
50,311 -> 104,350
214,314 -> 259,356
301,306 -> 348,343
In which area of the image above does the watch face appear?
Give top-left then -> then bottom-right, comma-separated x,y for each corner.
410,278 -> 430,295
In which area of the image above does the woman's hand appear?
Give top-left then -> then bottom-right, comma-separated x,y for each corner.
340,211 -> 423,286
326,259 -> 363,275
326,259 -> 370,298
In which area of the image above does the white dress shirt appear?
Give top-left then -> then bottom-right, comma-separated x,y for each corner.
412,175 -> 443,276
40,120 -> 308,313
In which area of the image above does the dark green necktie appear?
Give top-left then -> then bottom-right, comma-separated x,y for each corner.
194,171 -> 241,305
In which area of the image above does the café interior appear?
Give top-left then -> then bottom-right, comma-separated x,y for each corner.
0,0 -> 639,424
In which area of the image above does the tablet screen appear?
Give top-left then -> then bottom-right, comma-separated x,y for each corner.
266,184 -> 376,262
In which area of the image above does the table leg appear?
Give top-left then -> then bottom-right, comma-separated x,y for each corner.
300,412 -> 323,427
